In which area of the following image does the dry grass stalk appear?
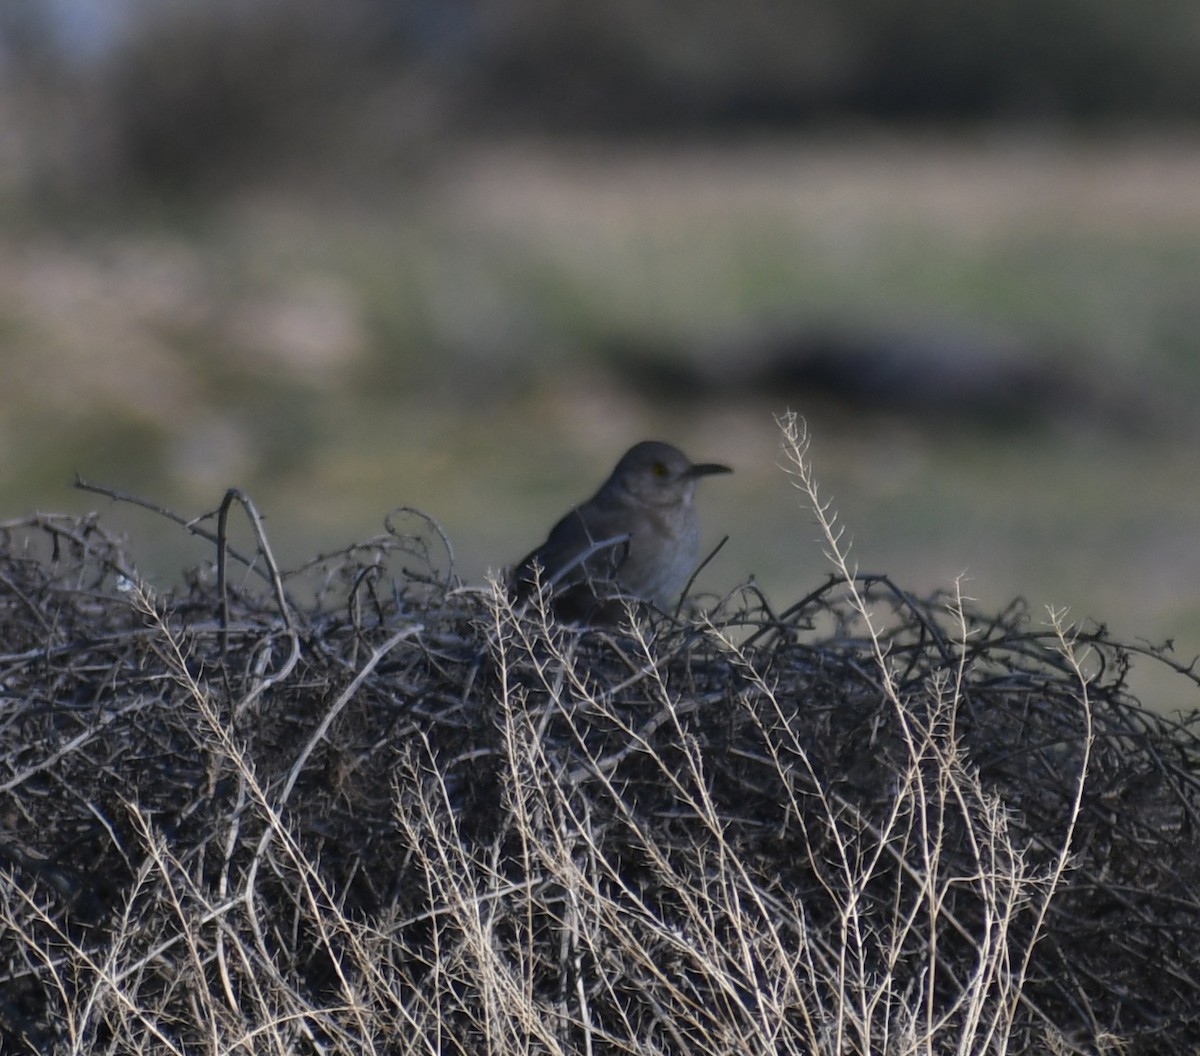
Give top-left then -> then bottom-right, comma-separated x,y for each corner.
0,419 -> 1197,1054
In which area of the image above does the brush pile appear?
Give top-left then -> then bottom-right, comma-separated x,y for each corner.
0,496 -> 1198,1055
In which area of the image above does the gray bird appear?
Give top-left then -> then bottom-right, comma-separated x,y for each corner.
509,441 -> 731,621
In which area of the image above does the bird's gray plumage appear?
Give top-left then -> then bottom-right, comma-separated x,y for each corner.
510,441 -> 731,620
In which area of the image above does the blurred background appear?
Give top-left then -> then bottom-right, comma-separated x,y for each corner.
2,0 -> 1198,706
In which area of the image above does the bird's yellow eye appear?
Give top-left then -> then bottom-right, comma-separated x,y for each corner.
653,462 -> 668,477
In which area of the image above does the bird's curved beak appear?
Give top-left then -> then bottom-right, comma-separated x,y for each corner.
688,462 -> 733,478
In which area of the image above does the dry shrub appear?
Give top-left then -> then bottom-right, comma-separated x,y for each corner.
0,420 -> 1198,1055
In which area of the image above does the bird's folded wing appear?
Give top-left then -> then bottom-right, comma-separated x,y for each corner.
511,508 -> 631,597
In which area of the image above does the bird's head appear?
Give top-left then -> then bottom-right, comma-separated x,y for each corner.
609,441 -> 732,507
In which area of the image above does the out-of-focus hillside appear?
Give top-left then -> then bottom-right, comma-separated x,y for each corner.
1,0 -> 1198,711
5,0 -> 1200,200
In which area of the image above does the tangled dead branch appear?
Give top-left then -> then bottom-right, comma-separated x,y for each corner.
0,479 -> 1197,1055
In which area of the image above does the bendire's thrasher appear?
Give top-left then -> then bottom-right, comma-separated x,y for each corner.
509,441 -> 731,620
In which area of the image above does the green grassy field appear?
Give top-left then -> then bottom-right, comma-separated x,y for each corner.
3,131 -> 1198,709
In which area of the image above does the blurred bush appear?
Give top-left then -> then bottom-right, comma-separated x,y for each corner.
473,0 -> 1200,127
3,0 -> 1200,198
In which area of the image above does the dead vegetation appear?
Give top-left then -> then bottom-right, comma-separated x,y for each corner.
0,419 -> 1198,1055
